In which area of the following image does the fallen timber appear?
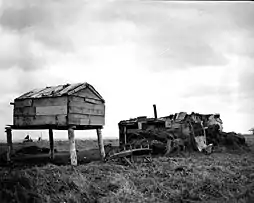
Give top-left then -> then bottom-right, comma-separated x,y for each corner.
105,145 -> 152,166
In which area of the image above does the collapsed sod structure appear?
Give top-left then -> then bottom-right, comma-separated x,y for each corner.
118,110 -> 247,155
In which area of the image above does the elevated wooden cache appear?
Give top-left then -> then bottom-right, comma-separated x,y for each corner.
12,82 -> 105,130
7,82 -> 106,165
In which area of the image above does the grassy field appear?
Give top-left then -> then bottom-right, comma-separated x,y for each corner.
0,135 -> 254,203
0,138 -> 119,152
0,139 -> 119,165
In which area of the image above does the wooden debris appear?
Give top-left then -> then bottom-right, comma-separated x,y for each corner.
105,147 -> 152,166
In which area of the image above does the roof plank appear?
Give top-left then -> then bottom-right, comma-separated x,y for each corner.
15,82 -> 104,102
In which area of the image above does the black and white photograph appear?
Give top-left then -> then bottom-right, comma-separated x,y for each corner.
0,0 -> 253,202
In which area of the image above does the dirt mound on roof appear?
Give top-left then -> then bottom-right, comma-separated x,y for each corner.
206,125 -> 248,150
126,125 -> 249,155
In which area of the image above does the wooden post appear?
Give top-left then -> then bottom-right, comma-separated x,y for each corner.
96,128 -> 105,160
5,127 -> 13,162
189,122 -> 198,151
49,128 -> 54,160
201,121 -> 207,145
165,138 -> 173,156
68,126 -> 77,166
6,146 -> 10,162
153,104 -> 157,119
123,126 -> 127,145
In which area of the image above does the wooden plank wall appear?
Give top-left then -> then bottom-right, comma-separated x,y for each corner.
68,91 -> 105,126
14,97 -> 68,126
14,115 -> 67,126
13,87 -> 105,127
68,114 -> 105,126
72,88 -> 100,100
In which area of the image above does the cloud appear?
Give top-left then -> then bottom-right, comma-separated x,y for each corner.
227,3 -> 254,34
0,6 -> 51,30
3,1 -> 252,73
1,1 -> 253,72
236,59 -> 254,114
93,2 -> 254,70
0,1 -> 254,138
0,0 -> 83,30
85,2 -> 231,70
0,0 -> 83,73
238,70 -> 254,99
0,0 -> 82,57
0,28 -> 47,71
183,85 -> 233,99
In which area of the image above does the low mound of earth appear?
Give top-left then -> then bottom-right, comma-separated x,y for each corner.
127,127 -> 250,155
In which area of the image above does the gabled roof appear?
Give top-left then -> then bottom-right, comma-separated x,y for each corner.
15,82 -> 104,102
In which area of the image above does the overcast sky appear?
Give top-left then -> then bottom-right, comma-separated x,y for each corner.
0,0 -> 253,141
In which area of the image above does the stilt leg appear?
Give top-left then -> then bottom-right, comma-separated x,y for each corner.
68,126 -> 77,166
49,128 -> 54,160
124,126 -> 127,145
96,128 -> 105,160
5,127 -> 12,162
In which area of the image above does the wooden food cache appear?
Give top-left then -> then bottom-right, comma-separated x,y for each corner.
13,82 -> 105,129
6,82 -> 106,165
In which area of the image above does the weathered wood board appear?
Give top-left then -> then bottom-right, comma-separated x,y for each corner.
14,115 -> 67,126
33,96 -> 68,107
14,107 -> 36,116
69,96 -> 103,105
14,105 -> 67,117
80,116 -> 104,125
36,106 -> 67,115
69,105 -> 104,116
69,101 -> 103,109
171,123 -> 181,129
165,119 -> 172,128
68,114 -> 105,126
84,98 -> 102,104
14,99 -> 33,107
72,88 -> 101,100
